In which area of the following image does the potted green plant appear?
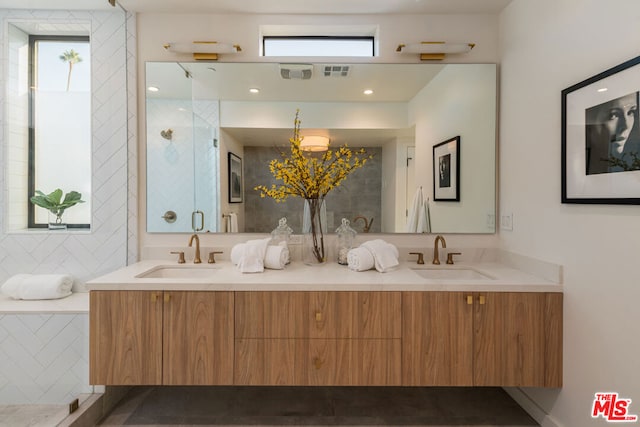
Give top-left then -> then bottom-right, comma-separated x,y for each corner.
30,189 -> 85,230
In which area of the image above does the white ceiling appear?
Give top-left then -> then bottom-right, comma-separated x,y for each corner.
0,0 -> 512,14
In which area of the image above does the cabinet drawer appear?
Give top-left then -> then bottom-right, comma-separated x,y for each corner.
234,339 -> 401,386
235,291 -> 401,339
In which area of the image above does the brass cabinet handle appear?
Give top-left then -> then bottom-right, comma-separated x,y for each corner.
315,312 -> 323,322
164,293 -> 171,303
466,295 -> 473,305
313,358 -> 324,370
478,295 -> 486,305
151,292 -> 158,303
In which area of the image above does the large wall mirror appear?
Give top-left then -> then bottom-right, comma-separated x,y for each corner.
145,62 -> 496,234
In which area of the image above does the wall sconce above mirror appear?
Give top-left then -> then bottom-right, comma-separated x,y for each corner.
163,41 -> 242,60
396,42 -> 475,60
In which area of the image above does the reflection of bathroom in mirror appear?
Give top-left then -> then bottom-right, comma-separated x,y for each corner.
145,62 -> 496,234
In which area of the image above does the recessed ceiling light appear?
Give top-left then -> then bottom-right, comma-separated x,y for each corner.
363,89 -> 374,95
147,86 -> 159,92
597,87 -> 608,92
249,88 -> 260,94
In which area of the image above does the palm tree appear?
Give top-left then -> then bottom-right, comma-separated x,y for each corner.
59,49 -> 82,91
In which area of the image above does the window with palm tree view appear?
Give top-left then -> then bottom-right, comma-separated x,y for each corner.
29,36 -> 91,228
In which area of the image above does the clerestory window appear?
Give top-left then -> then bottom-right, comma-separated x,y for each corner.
263,36 -> 375,57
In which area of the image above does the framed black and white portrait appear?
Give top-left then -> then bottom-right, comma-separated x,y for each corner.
562,55 -> 640,204
433,136 -> 460,202
228,152 -> 243,203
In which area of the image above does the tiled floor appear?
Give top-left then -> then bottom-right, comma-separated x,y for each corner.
0,404 -> 68,427
97,386 -> 538,426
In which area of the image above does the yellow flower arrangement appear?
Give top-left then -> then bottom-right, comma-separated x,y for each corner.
254,110 -> 372,201
255,110 -> 372,263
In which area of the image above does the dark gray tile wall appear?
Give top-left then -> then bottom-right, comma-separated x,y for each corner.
243,146 -> 382,234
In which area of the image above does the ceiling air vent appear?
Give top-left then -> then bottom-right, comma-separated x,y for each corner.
323,65 -> 351,77
279,63 -> 313,80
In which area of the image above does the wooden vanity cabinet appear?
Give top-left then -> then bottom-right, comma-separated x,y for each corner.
90,290 -> 233,385
90,289 -> 561,388
234,291 -> 402,386
402,291 -> 562,387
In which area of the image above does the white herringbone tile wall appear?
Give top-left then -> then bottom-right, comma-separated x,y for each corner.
126,11 -> 138,265
0,314 -> 90,404
0,9 -> 129,286
0,9 -> 131,404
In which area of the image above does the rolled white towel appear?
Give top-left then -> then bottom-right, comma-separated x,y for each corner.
264,245 -> 289,270
236,238 -> 270,273
347,247 -> 375,272
1,274 -> 73,300
228,213 -> 239,233
0,274 -> 29,298
361,239 -> 399,273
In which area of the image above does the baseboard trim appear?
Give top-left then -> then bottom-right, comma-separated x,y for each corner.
504,387 -> 564,427
58,386 -> 131,427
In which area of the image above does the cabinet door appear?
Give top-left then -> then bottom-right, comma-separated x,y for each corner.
401,292 -> 473,386
296,339 -> 351,385
474,292 -> 563,387
235,291 -> 305,338
163,291 -> 234,385
90,291 -> 163,385
352,339 -> 402,385
236,291 -> 401,339
353,292 -> 402,338
234,339 -> 296,385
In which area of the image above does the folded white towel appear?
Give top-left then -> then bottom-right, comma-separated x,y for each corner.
228,213 -> 238,233
1,274 -> 73,300
230,243 -> 246,265
361,239 -> 399,273
406,187 -> 424,232
347,247 -> 375,272
234,238 -> 270,273
264,245 -> 289,270
417,198 -> 431,233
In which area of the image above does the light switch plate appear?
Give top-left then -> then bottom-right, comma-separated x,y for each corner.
500,213 -> 513,231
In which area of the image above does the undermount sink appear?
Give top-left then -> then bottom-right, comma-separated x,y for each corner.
136,265 -> 219,279
411,267 -> 494,281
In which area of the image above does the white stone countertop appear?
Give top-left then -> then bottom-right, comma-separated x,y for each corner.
86,260 -> 562,293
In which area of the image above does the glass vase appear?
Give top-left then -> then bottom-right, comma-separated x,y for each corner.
48,212 -> 67,230
302,198 -> 327,265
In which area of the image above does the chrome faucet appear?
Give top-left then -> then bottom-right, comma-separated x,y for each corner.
353,215 -> 373,233
432,235 -> 447,265
188,234 -> 201,264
